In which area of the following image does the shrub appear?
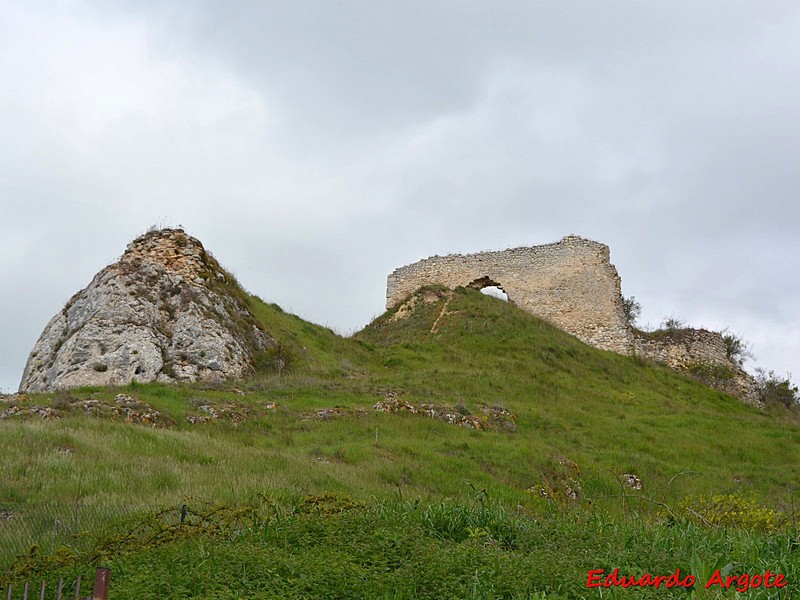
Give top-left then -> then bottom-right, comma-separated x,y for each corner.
622,296 -> 641,326
755,368 -> 799,407
678,493 -> 781,532
661,315 -> 686,331
252,344 -> 297,375
720,329 -> 753,367
686,362 -> 735,381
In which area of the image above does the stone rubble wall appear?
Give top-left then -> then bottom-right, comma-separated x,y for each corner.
632,329 -> 760,405
387,235 -> 633,354
632,329 -> 729,370
120,228 -> 208,283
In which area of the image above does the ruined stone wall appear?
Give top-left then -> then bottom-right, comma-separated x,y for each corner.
633,330 -> 760,405
632,329 -> 729,371
387,235 -> 633,354
386,235 -> 760,405
121,228 -> 208,282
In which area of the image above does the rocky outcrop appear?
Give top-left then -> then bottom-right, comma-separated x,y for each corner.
19,228 -> 274,392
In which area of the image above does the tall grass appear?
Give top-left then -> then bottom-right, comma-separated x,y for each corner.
5,493 -> 798,598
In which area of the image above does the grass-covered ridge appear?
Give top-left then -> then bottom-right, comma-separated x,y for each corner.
1,286 -> 798,595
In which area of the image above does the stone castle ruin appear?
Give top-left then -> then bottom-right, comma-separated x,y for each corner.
19,229 -> 758,405
387,235 -> 759,405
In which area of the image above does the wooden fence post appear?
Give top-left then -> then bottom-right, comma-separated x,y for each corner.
92,568 -> 110,600
3,570 -> 106,600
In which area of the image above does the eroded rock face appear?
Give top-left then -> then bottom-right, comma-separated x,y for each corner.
20,229 -> 274,392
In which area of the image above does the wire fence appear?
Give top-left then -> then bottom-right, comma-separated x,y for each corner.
0,501 -> 145,574
1,499 -> 251,578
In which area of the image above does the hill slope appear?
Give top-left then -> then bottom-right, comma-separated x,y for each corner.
2,286 -> 799,593
4,285 -> 798,505
357,286 -> 799,496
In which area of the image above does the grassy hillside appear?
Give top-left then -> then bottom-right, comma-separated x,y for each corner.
1,287 -> 798,597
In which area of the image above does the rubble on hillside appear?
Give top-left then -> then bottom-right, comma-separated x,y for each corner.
185,399 -> 276,424
0,404 -> 60,420
373,394 -> 517,431
0,392 -> 173,427
299,392 -> 516,431
112,394 -> 173,427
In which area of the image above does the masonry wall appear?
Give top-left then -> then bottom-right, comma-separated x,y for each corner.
633,329 -> 730,371
386,235 -> 761,406
387,235 -> 633,354
633,330 -> 760,405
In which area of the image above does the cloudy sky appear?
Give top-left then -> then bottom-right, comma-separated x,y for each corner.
2,1 -> 798,393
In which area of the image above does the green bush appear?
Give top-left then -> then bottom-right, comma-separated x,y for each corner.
755,369 -> 799,407
677,493 -> 781,532
622,296 -> 641,326
720,330 -> 753,367
661,315 -> 686,331
686,362 -> 734,381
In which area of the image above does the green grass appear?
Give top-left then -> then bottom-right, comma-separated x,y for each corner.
5,495 -> 798,599
1,286 -> 799,595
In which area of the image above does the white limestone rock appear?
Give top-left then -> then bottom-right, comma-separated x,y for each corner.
19,229 -> 274,392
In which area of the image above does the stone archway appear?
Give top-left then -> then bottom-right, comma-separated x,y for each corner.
468,276 -> 510,302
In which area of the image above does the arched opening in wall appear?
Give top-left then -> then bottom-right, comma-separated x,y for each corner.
481,286 -> 508,301
467,276 -> 509,302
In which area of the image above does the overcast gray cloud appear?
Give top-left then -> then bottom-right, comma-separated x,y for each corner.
2,1 -> 798,393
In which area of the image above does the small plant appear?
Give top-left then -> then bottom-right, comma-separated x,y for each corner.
299,493 -> 361,515
720,329 -> 753,367
92,364 -> 108,373
53,336 -> 66,354
661,315 -> 686,331
622,296 -> 641,326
